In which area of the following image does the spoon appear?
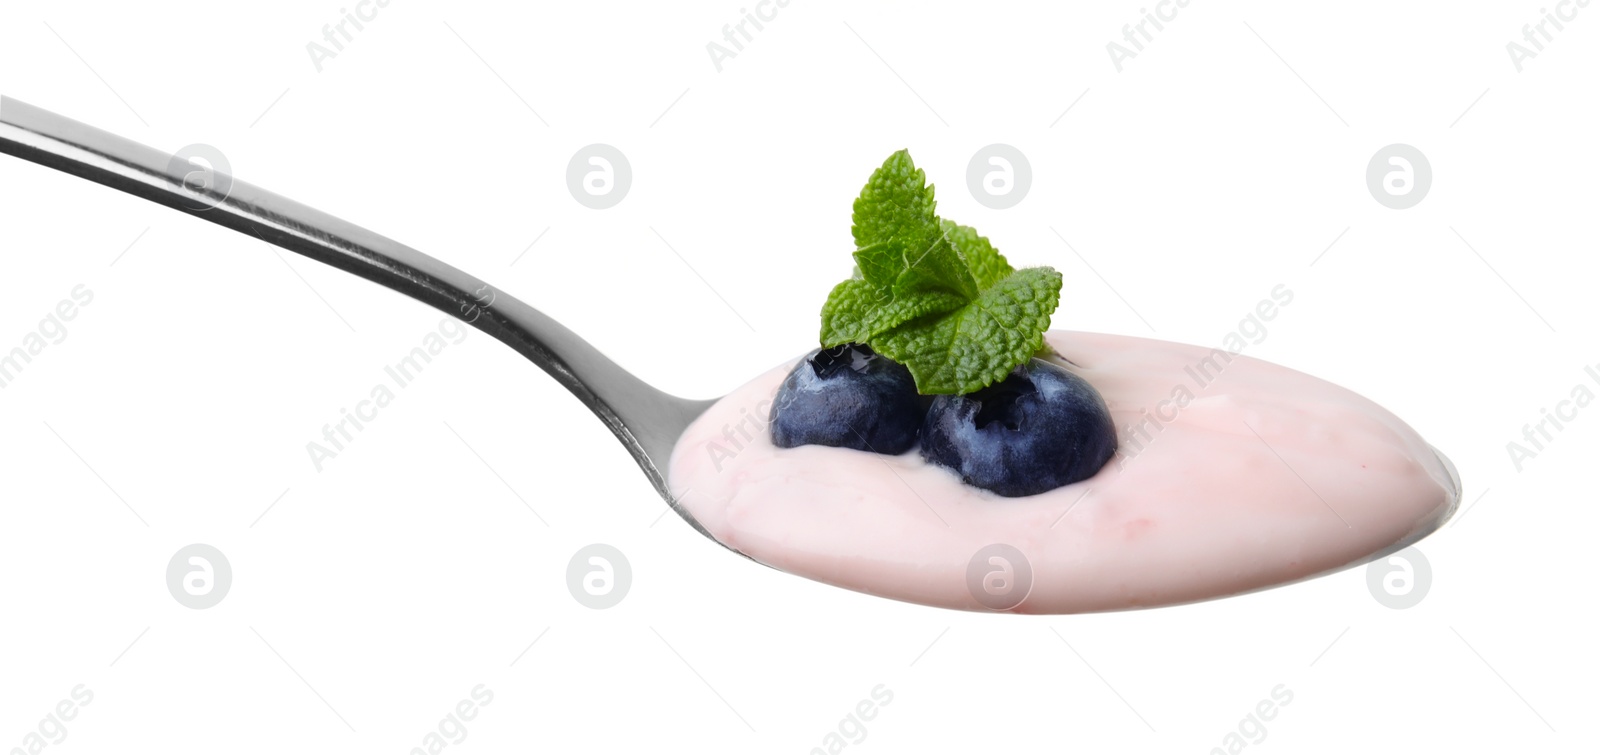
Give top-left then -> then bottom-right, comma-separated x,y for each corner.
2,99 -> 1461,615
0,96 -> 728,549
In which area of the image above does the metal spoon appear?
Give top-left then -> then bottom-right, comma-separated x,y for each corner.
0,96 -> 727,548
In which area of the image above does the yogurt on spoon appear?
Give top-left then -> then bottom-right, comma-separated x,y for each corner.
668,150 -> 1459,613
669,330 -> 1459,613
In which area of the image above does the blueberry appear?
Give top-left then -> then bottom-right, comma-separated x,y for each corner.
769,343 -> 922,454
921,359 -> 1116,497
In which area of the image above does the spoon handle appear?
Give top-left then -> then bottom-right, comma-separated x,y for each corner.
0,96 -> 711,501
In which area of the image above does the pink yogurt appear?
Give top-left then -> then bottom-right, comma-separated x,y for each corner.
667,331 -> 1460,614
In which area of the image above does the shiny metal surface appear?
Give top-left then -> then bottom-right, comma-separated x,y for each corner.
0,96 -> 722,545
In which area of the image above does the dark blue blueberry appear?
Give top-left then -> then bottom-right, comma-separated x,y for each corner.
769,343 -> 922,454
921,359 -> 1116,497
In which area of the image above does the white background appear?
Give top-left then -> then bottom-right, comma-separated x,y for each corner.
1,1 -> 1595,752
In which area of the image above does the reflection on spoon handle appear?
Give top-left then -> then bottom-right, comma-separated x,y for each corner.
0,97 -> 707,502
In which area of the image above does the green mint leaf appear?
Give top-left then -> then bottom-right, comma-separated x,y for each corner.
820,277 -> 966,347
852,218 -> 977,301
821,150 -> 1062,394
851,240 -> 904,291
819,278 -> 879,346
851,149 -> 940,253
889,233 -> 978,301
868,267 -> 1062,394
941,219 -> 1013,289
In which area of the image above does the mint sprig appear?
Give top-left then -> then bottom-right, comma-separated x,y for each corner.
818,150 -> 1062,395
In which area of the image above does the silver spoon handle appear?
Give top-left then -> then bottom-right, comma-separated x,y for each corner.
0,96 -> 710,498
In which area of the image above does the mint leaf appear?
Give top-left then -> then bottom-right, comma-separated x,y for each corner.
852,149 -> 940,254
819,278 -> 880,346
869,267 -> 1062,394
820,150 -> 1063,394
853,208 -> 977,301
820,277 -> 966,347
941,220 -> 1012,289
851,240 -> 903,291
890,234 -> 978,301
